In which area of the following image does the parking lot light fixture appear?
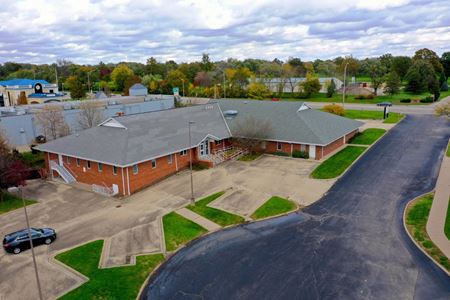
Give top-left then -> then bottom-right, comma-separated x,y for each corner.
7,186 -> 43,300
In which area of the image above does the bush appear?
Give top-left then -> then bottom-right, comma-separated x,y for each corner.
292,150 -> 309,159
422,240 -> 434,249
271,151 -> 289,157
192,162 -> 209,171
365,94 -> 375,99
420,96 -> 433,103
400,98 -> 411,103
322,104 -> 345,116
354,94 -> 365,99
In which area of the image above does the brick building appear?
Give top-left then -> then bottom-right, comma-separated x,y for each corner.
36,101 -> 362,196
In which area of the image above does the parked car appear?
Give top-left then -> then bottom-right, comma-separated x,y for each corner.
3,228 -> 56,254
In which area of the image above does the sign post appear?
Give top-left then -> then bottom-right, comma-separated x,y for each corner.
173,87 -> 179,96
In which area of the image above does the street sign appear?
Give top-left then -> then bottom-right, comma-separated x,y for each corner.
173,87 -> 179,95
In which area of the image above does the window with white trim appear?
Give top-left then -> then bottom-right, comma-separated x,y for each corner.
168,154 -> 173,164
76,158 -> 80,166
132,164 -> 139,174
66,156 -> 71,164
151,159 -> 157,169
277,142 -> 282,150
180,150 -> 187,156
98,163 -> 103,172
215,140 -> 222,145
87,161 -> 91,169
113,166 -> 117,175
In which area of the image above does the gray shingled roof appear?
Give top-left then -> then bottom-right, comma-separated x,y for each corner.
216,100 -> 363,145
35,103 -> 231,166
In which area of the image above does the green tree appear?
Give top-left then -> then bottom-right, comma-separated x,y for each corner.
384,71 -> 401,95
326,79 -> 336,98
200,53 -> 213,72
166,70 -> 188,95
299,75 -> 321,98
405,60 -> 436,94
337,56 -> 359,78
247,82 -> 271,100
65,76 -> 86,99
367,60 -> 387,95
413,48 -> 444,75
441,52 -> 450,78
391,56 -> 412,81
111,64 -> 134,91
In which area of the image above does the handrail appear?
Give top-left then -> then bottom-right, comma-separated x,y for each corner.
63,162 -> 78,178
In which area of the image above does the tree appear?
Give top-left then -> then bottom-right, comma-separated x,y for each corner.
166,70 -> 188,94
247,82 -> 271,100
367,60 -> 386,95
231,116 -> 273,153
322,104 -> 344,116
441,52 -> 450,78
337,56 -> 359,78
413,48 -> 444,75
65,76 -> 86,99
299,75 -> 321,98
379,54 -> 393,71
282,64 -> 296,93
315,60 -> 337,77
435,102 -> 450,119
405,60 -> 436,93
194,71 -> 212,87
326,79 -> 336,98
200,53 -> 213,72
391,56 -> 412,80
35,106 -> 71,140
111,64 -> 134,91
384,71 -> 401,95
78,101 -> 104,130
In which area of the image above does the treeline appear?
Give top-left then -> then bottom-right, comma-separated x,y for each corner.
0,48 -> 449,100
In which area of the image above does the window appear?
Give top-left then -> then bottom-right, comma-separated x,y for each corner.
277,142 -> 282,150
168,155 -> 173,164
151,159 -> 157,169
98,163 -> 103,172
76,158 -> 80,166
113,166 -> 117,175
215,140 -> 222,145
87,161 -> 91,169
66,156 -> 71,164
132,164 -> 139,174
180,150 -> 187,156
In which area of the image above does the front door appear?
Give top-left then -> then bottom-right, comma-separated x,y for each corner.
199,140 -> 210,157
309,145 -> 316,159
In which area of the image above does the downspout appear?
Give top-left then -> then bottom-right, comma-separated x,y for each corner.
175,153 -> 179,171
291,144 -> 293,156
126,167 -> 131,196
121,167 -> 125,196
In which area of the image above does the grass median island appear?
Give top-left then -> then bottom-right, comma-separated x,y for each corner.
405,193 -> 450,271
238,153 -> 262,161
311,146 -> 366,179
163,212 -> 207,251
55,240 -> 164,300
344,109 -> 404,124
445,197 -> 450,240
251,196 -> 297,220
187,191 -> 245,226
446,142 -> 450,157
349,128 -> 386,145
0,192 -> 37,215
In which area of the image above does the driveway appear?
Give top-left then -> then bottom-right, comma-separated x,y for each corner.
143,115 -> 450,299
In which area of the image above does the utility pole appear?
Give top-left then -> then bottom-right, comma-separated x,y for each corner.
188,121 -> 195,204
342,62 -> 349,109
8,186 -> 43,300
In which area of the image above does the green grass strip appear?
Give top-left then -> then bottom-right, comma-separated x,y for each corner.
251,196 -> 296,220
311,146 -> 366,179
187,191 -> 244,226
349,128 -> 386,145
163,212 -> 207,251
55,240 -> 164,300
0,193 -> 37,215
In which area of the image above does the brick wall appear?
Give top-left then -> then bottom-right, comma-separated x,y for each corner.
345,129 -> 358,143
322,137 -> 345,158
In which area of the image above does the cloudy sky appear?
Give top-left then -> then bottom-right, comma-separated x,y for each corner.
0,0 -> 449,64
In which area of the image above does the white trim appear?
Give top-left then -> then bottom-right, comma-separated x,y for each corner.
126,167 -> 130,196
121,167 -> 125,195
216,103 -> 233,136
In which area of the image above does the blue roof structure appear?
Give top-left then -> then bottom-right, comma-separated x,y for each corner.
0,78 -> 50,87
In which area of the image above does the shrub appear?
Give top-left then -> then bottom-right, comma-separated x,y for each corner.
420,96 -> 433,103
322,104 -> 345,116
400,98 -> 411,103
192,162 -> 209,171
354,94 -> 365,99
422,240 -> 433,249
365,94 -> 375,99
292,150 -> 309,159
271,151 -> 289,157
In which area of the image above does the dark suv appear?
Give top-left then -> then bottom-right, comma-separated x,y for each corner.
3,228 -> 57,254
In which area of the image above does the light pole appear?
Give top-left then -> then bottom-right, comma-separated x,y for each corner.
188,121 -> 195,204
342,62 -> 349,109
8,186 -> 43,300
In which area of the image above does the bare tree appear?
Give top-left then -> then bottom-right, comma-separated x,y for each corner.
78,101 -> 105,129
231,116 -> 273,153
35,105 -> 71,140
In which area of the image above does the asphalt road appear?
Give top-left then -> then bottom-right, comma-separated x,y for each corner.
143,115 -> 450,300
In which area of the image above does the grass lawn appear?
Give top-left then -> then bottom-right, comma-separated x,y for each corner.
447,142 -> 450,157
55,240 -> 164,300
238,153 -> 262,161
343,109 -> 404,124
311,146 -> 366,179
445,197 -> 450,240
406,193 -> 450,271
349,128 -> 386,145
163,212 -> 207,251
251,196 -> 297,220
0,192 -> 37,215
187,191 -> 244,227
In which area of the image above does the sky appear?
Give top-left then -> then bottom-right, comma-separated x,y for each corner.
0,0 -> 449,64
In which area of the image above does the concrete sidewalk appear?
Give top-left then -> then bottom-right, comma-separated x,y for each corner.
426,148 -> 450,258
176,208 -> 221,231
